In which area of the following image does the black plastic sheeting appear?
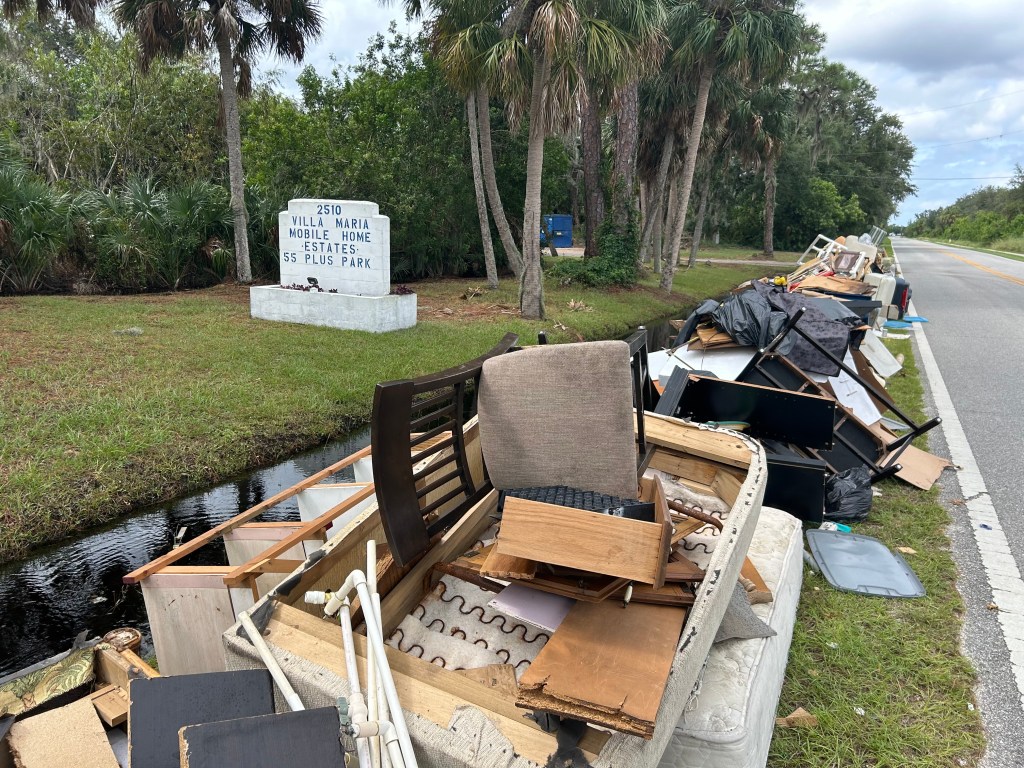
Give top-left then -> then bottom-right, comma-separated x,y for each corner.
710,290 -> 793,352
824,466 -> 873,522
752,283 -> 857,376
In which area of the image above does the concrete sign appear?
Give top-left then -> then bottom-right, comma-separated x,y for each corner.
278,199 -> 390,295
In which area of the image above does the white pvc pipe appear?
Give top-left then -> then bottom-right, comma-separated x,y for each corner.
339,598 -> 373,768
366,540 -> 381,768
238,610 -> 305,713
322,570 -> 417,768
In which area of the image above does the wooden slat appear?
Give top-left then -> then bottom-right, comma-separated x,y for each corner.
380,489 -> 498,636
453,664 -> 519,697
123,445 -> 372,583
641,413 -> 752,468
90,684 -> 128,727
268,604 -> 610,764
516,600 -> 686,738
496,496 -> 667,586
223,483 -> 376,586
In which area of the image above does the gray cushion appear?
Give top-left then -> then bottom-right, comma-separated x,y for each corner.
477,340 -> 639,501
714,583 -> 777,643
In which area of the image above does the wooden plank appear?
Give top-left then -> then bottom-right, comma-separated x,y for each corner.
179,708 -> 345,768
496,496 -> 667,586
268,604 -> 610,764
711,469 -> 744,507
123,445 -> 372,583
641,413 -> 752,468
480,546 -> 537,580
615,584 -> 693,607
453,664 -> 519,697
516,600 -> 686,739
9,698 -> 119,768
94,647 -> 158,690
380,489 -> 499,636
90,684 -> 128,727
128,671 -> 275,768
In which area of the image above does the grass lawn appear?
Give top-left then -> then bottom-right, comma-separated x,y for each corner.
690,243 -> 802,261
0,262 -> 785,563
769,337 -> 984,767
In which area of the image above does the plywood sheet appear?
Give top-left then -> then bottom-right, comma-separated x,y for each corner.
642,414 -> 752,468
9,698 -> 118,768
516,600 -> 686,738
496,496 -> 667,585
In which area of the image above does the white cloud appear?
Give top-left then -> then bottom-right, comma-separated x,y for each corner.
801,0 -> 1024,222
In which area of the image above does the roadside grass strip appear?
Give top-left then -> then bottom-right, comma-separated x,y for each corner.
770,338 -> 984,768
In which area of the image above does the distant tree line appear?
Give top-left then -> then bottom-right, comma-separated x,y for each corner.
0,2 -> 914,317
904,166 -> 1024,252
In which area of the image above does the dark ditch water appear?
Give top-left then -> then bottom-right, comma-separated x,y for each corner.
0,320 -> 680,679
0,429 -> 370,678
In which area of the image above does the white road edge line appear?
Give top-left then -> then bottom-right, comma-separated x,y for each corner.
894,243 -> 1024,710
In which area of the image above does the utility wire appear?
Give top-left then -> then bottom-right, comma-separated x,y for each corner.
896,87 -> 1024,118
822,127 -> 1024,160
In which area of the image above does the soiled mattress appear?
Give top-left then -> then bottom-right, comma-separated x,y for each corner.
659,505 -> 803,768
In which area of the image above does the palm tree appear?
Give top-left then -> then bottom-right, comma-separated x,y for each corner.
428,0 -> 525,279
749,85 -> 793,259
112,0 -> 323,284
1,0 -> 98,24
656,0 -> 801,292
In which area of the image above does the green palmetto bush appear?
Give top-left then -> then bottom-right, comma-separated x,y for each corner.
0,145 -> 73,294
87,177 -> 232,291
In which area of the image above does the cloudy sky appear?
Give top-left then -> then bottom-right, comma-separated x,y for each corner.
259,0 -> 1024,224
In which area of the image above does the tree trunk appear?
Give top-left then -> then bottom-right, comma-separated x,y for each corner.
660,173 -> 679,273
687,174 -> 712,267
611,79 -> 639,232
581,82 -> 604,258
659,63 -> 714,293
519,50 -> 550,319
762,154 -> 777,259
215,28 -> 251,284
652,183 -> 663,273
467,90 -> 499,288
476,83 -> 523,279
638,131 -> 674,264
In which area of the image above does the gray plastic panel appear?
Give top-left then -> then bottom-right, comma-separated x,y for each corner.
806,529 -> 925,598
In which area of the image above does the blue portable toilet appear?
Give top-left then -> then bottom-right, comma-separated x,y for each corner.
540,214 -> 573,248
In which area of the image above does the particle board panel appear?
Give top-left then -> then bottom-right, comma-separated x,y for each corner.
496,496 -> 668,586
266,604 -> 611,765
140,579 -> 236,676
516,600 -> 686,738
128,670 -> 275,768
677,374 -> 836,449
8,698 -> 119,768
179,708 -> 345,768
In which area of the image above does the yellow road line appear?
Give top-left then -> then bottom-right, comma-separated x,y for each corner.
943,250 -> 1024,287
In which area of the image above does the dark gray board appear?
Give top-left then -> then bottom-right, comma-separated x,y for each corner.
179,707 -> 345,768
128,669 -> 275,768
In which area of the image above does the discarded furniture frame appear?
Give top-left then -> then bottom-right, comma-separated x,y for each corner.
373,329 -> 660,567
737,308 -> 941,481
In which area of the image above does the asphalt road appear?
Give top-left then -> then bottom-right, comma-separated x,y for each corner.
895,237 -> 1024,767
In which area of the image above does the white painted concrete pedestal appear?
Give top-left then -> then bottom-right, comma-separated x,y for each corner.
250,286 -> 417,333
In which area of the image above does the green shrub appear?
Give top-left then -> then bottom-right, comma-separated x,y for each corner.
547,219 -> 640,287
0,145 -> 72,294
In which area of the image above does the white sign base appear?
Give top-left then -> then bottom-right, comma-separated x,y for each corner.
250,286 -> 416,333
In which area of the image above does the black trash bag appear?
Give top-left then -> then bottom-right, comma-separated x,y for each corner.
824,466 -> 873,522
710,290 -> 793,352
